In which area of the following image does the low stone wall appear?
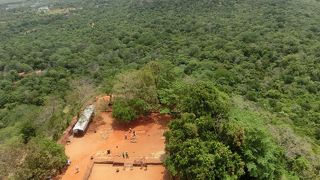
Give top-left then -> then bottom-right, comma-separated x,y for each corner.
93,156 -> 162,165
58,117 -> 77,145
83,160 -> 95,180
83,157 -> 164,180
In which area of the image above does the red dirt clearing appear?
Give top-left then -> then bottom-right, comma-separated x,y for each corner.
89,164 -> 169,180
59,97 -> 171,180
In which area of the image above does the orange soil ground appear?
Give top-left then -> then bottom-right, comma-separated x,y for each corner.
59,97 -> 171,180
89,164 -> 169,180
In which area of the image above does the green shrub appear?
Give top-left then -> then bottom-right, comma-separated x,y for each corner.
112,100 -> 137,122
112,98 -> 150,123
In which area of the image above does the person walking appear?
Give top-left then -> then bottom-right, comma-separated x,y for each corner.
75,166 -> 79,174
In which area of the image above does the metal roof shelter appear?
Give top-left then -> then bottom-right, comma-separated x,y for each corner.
73,105 -> 95,135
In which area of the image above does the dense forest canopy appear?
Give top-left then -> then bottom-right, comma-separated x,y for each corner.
0,0 -> 320,179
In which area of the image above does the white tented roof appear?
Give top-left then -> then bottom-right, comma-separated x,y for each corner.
73,105 -> 95,133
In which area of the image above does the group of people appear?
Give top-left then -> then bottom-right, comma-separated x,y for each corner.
125,128 -> 137,143
135,157 -> 148,170
122,152 -> 129,159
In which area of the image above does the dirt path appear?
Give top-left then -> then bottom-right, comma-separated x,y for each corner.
59,97 -> 171,180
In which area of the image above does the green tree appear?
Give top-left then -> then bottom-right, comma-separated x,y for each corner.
16,137 -> 67,180
241,128 -> 283,179
178,81 -> 230,118
112,68 -> 158,106
112,100 -> 137,122
20,122 -> 36,144
165,138 -> 244,179
112,98 -> 150,122
112,67 -> 159,122
165,113 -> 244,179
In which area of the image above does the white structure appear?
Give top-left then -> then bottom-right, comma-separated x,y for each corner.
38,6 -> 49,13
73,105 -> 95,135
